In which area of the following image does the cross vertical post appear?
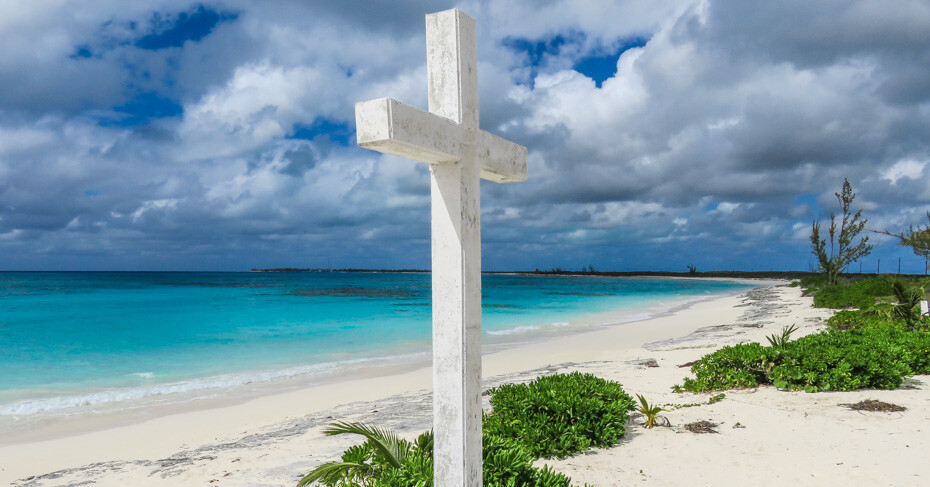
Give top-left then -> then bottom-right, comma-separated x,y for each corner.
426,10 -> 482,487
354,8 -> 527,486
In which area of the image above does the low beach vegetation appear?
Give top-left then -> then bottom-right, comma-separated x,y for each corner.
676,328 -> 930,393
826,309 -> 901,332
299,426 -> 576,487
299,372 -> 632,486
675,342 -> 772,392
663,392 -> 726,410
803,275 -> 894,309
483,372 -> 635,459
766,329 -> 930,392
678,275 -> 930,394
802,275 -> 926,313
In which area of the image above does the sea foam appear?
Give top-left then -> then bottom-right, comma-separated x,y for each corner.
0,353 -> 428,417
486,321 -> 570,336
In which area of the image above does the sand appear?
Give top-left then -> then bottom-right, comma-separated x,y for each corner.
3,282 -> 929,486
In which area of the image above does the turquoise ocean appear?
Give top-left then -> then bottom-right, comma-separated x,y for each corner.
0,272 -> 753,428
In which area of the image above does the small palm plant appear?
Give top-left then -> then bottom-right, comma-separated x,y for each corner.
297,421 -> 429,487
635,394 -> 668,429
889,280 -> 927,330
766,324 -> 798,348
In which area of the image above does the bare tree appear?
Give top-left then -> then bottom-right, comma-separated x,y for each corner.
810,179 -> 873,285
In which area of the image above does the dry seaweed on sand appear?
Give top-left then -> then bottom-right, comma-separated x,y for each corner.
840,399 -> 906,412
631,358 -> 659,368
683,421 -> 718,434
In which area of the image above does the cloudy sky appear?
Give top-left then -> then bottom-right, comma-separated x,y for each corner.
1,0 -> 929,273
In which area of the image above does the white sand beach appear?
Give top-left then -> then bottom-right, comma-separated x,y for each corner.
3,282 -> 929,486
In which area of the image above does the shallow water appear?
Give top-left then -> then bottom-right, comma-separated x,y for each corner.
0,271 -> 752,421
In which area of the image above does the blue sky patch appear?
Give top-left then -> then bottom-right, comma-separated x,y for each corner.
574,37 -> 648,88
102,92 -> 183,127
502,31 -> 585,87
70,45 -> 94,59
135,5 -> 238,50
289,118 -> 352,145
794,193 -> 822,215
502,32 -> 578,66
503,32 -> 648,88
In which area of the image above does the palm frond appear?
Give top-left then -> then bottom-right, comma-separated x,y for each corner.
635,394 -> 667,428
887,279 -> 927,329
323,421 -> 411,468
413,429 -> 433,454
297,461 -> 370,487
766,324 -> 798,348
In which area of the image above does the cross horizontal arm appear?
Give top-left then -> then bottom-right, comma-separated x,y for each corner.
476,130 -> 527,183
355,98 -> 464,164
355,98 -> 528,183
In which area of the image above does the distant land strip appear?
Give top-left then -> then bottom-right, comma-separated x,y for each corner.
249,268 -> 924,279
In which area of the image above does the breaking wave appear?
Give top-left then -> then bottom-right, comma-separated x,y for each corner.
487,321 -> 571,336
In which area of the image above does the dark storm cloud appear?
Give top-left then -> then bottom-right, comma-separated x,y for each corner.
694,0 -> 930,105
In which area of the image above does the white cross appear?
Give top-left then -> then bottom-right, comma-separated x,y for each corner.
355,8 -> 527,487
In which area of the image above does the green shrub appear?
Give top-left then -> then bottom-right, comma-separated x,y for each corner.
893,328 -> 930,374
769,330 -> 911,392
376,453 -> 433,487
481,435 -> 573,487
675,342 -> 773,393
376,433 -> 575,487
826,308 -> 903,331
484,372 -> 635,459
301,373 -> 631,486
810,276 -> 925,309
676,328 -> 930,394
799,275 -> 827,294
302,426 -> 581,487
856,277 -> 897,296
813,283 -> 878,309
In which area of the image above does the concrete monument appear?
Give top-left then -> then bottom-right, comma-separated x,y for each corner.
355,8 -> 527,486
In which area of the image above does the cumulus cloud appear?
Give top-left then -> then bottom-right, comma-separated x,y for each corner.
0,0 -> 928,272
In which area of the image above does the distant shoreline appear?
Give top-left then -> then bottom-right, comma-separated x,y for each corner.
3,269 -> 921,278
249,268 -> 861,280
